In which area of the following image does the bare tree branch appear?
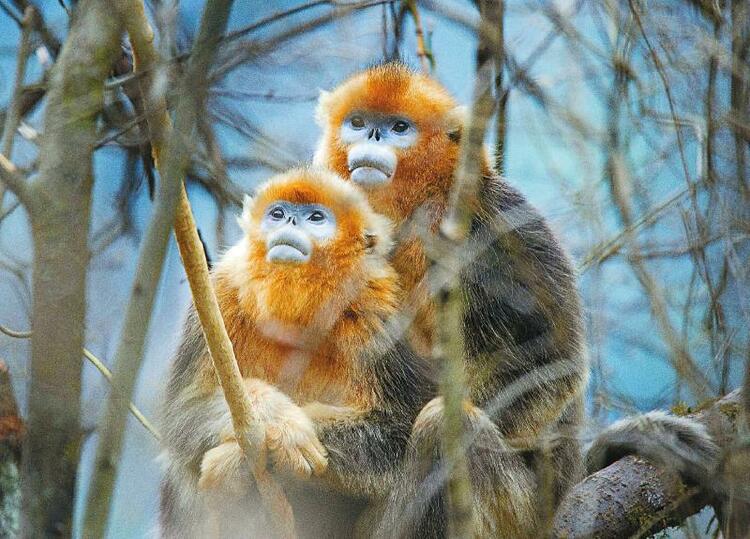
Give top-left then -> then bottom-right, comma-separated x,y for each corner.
433,1 -> 499,536
82,0 -> 249,536
0,5 -> 33,210
553,390 -> 743,538
0,323 -> 159,440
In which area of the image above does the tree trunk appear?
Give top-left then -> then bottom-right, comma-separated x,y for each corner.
22,1 -> 122,535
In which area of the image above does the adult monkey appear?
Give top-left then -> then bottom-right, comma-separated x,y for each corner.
314,62 -> 588,537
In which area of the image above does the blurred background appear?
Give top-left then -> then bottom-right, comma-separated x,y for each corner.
0,0 -> 747,536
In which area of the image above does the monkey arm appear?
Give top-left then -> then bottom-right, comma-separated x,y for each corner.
461,177 -> 588,445
161,307 -> 230,473
305,340 -> 435,499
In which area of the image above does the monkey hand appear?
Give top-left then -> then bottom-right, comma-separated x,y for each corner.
242,378 -> 328,479
198,412 -> 328,492
266,404 -> 328,479
198,379 -> 328,492
198,439 -> 247,494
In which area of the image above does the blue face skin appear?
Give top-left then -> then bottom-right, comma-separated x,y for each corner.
339,112 -> 418,187
260,201 -> 337,264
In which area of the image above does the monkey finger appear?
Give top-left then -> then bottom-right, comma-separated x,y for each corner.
300,443 -> 328,476
269,446 -> 313,479
265,425 -> 283,451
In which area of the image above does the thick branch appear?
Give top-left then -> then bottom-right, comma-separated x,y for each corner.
20,1 -> 123,535
552,391 -> 743,538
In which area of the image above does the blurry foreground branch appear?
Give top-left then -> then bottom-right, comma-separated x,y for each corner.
81,0 -> 239,535
434,1 -> 499,537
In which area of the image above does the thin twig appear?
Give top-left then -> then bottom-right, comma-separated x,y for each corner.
405,0 -> 432,72
0,18 -> 33,209
0,0 -> 21,25
0,323 -> 159,440
0,144 -> 31,208
0,6 -> 34,160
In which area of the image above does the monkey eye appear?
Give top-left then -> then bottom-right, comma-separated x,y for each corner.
308,210 -> 326,223
350,116 -> 366,129
392,120 -> 410,133
269,207 -> 285,220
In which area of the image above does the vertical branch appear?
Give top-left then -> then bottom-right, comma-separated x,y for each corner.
80,0 -> 179,533
405,0 -> 432,73
723,0 -> 750,516
731,0 -> 749,197
434,1 -> 499,537
493,0 -> 506,174
173,186 -> 296,538
721,351 -> 750,537
0,6 -> 33,210
21,1 -> 123,535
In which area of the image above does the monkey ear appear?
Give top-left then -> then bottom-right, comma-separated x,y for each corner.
364,233 -> 378,253
364,213 -> 394,257
314,89 -> 333,126
237,193 -> 254,233
446,105 -> 467,143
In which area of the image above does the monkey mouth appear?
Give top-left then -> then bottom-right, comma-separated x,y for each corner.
266,237 -> 310,264
348,159 -> 395,187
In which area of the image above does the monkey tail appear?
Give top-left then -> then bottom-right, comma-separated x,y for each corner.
585,411 -> 720,488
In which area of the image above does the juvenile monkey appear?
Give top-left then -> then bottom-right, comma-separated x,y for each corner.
314,62 -> 588,537
159,168 -> 434,538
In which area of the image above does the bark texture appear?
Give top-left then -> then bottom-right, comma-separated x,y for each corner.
22,1 -> 122,535
552,390 -> 743,538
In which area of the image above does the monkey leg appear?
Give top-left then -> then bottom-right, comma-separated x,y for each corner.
370,397 -> 538,539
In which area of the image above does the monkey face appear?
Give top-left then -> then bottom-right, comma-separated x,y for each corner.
240,168 -> 394,273
340,112 -> 418,187
260,201 -> 336,264
314,62 -> 465,221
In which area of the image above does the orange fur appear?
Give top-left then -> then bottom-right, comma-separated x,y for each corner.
198,168 -> 400,410
315,63 -> 467,227
314,63 -> 492,353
